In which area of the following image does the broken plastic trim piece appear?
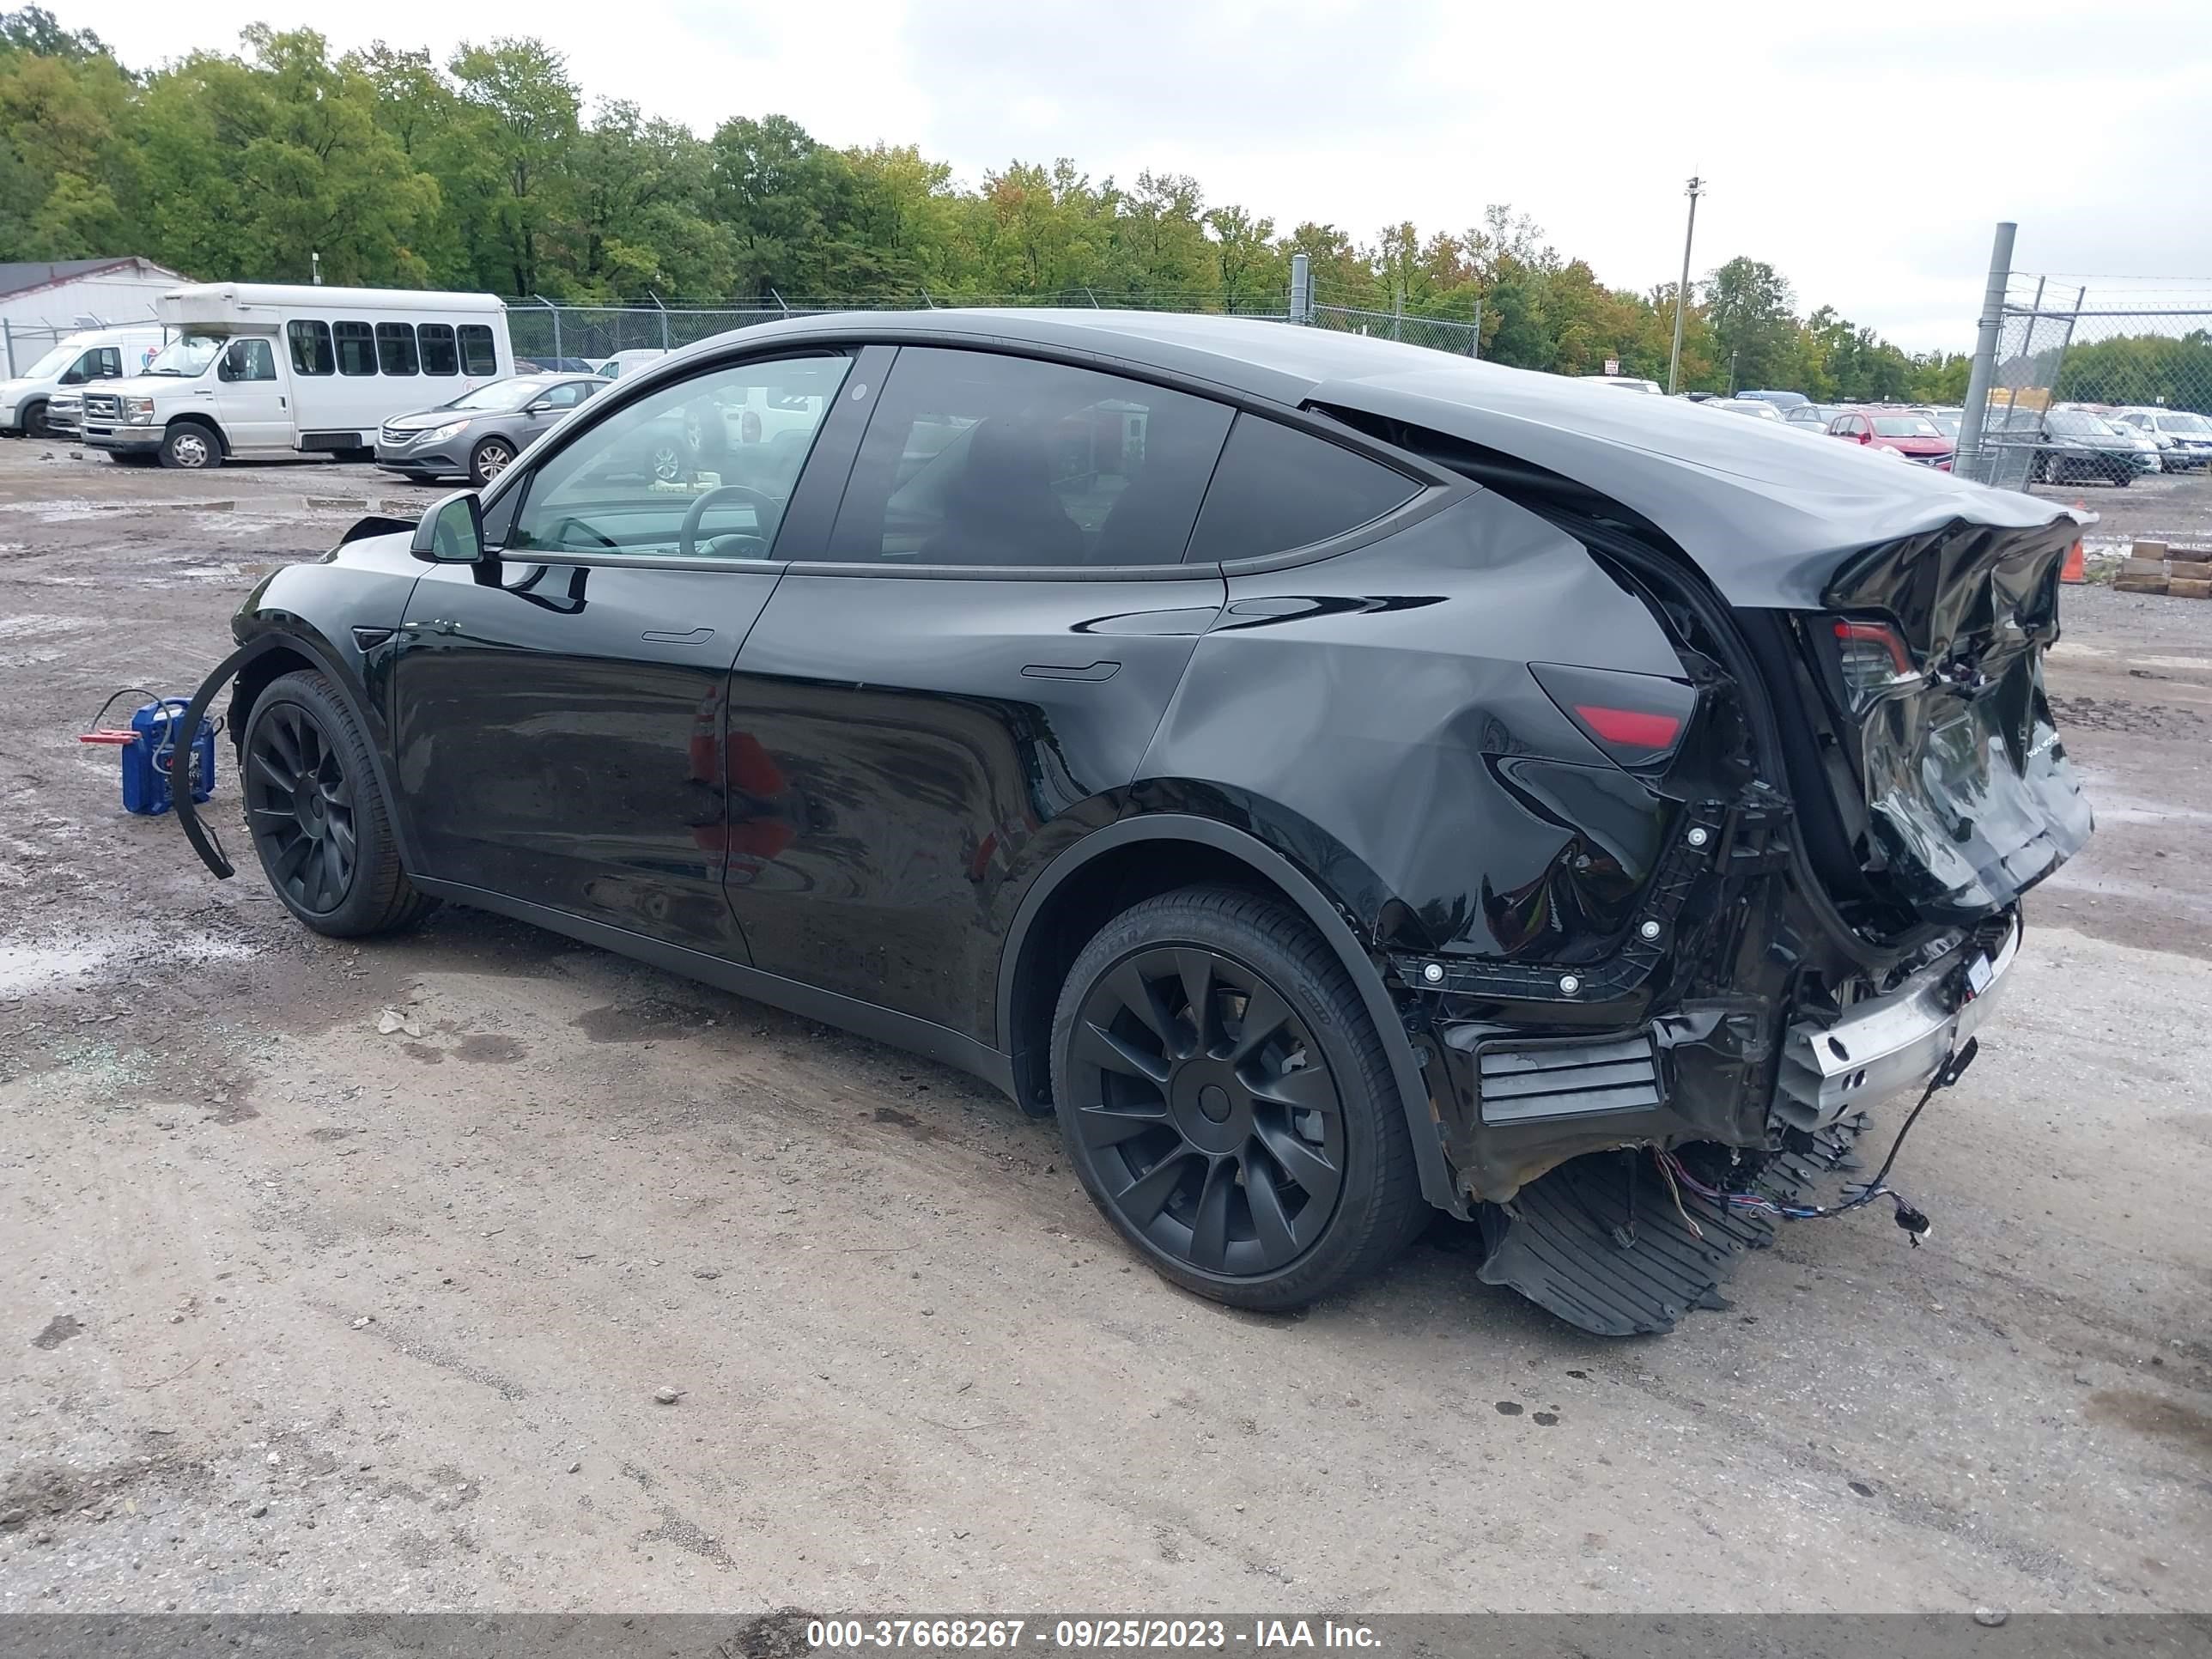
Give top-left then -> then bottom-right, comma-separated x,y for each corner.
167,641 -> 261,881
1476,1121 -> 1868,1336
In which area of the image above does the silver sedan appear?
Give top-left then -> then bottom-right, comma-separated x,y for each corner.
375,374 -> 603,488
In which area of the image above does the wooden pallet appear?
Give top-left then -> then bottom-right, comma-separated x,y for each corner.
2116,539 -> 2212,597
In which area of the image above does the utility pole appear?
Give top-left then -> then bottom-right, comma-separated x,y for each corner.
1667,175 -> 1705,394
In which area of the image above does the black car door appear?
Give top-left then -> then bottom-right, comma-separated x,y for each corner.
722,345 -> 1236,1047
387,348 -> 865,956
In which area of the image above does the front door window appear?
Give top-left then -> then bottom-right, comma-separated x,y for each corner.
506,354 -> 852,560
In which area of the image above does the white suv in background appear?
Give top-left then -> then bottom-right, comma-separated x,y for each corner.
2109,407 -> 2212,471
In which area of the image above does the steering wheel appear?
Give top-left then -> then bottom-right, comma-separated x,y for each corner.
679,483 -> 781,560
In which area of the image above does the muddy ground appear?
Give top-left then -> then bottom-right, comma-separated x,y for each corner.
0,443 -> 2207,1617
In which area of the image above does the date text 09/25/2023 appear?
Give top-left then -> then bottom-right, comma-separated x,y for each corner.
802,1618 -> 1383,1650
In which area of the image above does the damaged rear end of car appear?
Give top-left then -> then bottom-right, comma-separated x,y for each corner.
1299,382 -> 2094,1334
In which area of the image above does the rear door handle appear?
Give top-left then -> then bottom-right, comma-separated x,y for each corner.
643,626 -> 716,645
1021,660 -> 1120,682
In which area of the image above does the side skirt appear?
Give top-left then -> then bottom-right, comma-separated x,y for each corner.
410,878 -> 1018,1100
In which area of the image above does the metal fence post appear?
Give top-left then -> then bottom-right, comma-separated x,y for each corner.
532,295 -> 562,364
1289,253 -> 1310,325
1470,296 -> 1481,360
2,318 -> 11,379
652,292 -> 670,350
1956,222 -> 2017,477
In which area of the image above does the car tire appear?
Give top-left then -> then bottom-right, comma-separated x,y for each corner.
1050,884 -> 1426,1312
468,437 -> 515,489
240,670 -> 438,939
21,400 -> 49,440
647,434 -> 691,484
159,422 -> 222,470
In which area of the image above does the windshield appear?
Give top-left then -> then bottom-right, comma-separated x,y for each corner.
2047,411 -> 2115,436
446,379 -> 544,412
143,333 -> 224,378
1872,416 -> 1942,437
2160,411 -> 2211,434
18,343 -> 80,380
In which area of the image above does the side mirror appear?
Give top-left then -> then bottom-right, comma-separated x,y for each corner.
527,398 -> 556,413
59,364 -> 86,386
410,489 -> 488,564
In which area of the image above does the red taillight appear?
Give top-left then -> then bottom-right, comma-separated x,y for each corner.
1828,618 -> 1920,707
1573,705 -> 1684,750
1530,663 -> 1698,769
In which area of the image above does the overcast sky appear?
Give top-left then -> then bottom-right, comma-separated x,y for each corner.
74,0 -> 2212,350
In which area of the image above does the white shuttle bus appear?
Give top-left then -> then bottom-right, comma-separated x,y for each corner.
81,283 -> 513,470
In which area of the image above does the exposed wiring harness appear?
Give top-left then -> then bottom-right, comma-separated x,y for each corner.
1656,1036 -> 1978,1245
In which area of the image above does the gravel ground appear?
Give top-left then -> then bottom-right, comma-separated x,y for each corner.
0,443 -> 2207,1617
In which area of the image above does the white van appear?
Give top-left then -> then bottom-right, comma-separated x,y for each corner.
593,348 -> 671,380
0,325 -> 167,439
80,283 -> 512,470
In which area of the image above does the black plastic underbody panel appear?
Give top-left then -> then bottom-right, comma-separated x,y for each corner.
1475,1121 -> 1865,1335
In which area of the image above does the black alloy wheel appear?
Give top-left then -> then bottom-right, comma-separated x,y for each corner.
240,672 -> 437,938
1065,943 -> 1346,1275
246,699 -> 358,916
1053,886 -> 1425,1310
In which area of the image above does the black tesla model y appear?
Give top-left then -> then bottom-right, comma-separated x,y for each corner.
175,313 -> 2091,1334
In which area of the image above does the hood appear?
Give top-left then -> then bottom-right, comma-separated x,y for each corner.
99,372 -> 198,398
1881,436 -> 1954,454
386,408 -> 473,432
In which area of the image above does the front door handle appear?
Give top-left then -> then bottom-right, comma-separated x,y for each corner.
642,626 -> 715,645
1021,660 -> 1121,682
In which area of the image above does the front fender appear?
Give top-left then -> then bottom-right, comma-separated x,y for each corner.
173,532 -> 426,880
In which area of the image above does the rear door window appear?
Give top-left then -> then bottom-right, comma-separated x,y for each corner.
458,325 -> 498,376
334,322 -> 376,376
418,324 -> 459,376
1185,415 -> 1419,563
823,347 -> 1233,568
376,323 -> 419,377
288,320 -> 334,375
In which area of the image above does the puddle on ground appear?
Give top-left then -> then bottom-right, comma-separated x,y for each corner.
0,930 -> 258,999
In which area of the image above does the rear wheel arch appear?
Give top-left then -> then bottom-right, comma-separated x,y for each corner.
996,813 -> 1462,1217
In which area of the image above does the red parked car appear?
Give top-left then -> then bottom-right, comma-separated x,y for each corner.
1826,408 -> 1955,470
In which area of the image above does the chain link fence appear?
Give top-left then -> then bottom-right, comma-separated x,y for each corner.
1961,270 -> 2212,491
505,291 -> 1299,368
1307,303 -> 1480,356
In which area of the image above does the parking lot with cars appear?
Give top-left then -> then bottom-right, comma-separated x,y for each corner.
1,435 -> 2208,1617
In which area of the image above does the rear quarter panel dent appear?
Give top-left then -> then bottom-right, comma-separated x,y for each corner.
1139,492 -> 1690,958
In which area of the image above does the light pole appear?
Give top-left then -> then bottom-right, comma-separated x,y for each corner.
1667,175 -> 1705,394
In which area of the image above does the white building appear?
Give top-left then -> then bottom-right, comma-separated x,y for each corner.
0,258 -> 188,376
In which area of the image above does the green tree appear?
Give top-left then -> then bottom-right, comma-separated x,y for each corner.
1204,204 -> 1280,313
134,27 -> 439,284
1704,257 -> 1800,391
448,37 -> 579,294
